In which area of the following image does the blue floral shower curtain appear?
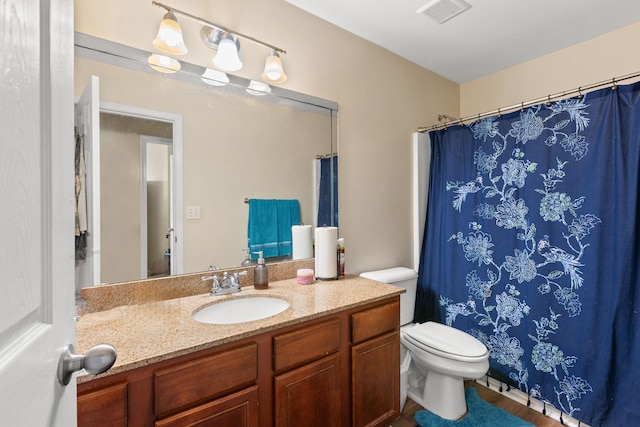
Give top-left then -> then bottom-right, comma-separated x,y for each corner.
416,82 -> 640,426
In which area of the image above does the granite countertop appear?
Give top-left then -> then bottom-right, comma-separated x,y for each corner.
76,274 -> 403,384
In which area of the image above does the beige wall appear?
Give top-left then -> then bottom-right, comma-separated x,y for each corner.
75,0 -> 459,275
461,22 -> 640,117
99,115 -> 143,283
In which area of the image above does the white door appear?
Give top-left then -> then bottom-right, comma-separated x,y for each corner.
0,0 -> 77,425
75,75 -> 101,288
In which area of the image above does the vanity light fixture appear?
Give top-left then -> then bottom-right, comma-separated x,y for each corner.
153,11 -> 188,55
147,53 -> 181,73
246,80 -> 272,96
213,32 -> 243,72
261,50 -> 287,84
201,68 -> 230,86
151,1 -> 288,83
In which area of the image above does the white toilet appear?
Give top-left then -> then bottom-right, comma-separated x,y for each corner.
360,267 -> 489,420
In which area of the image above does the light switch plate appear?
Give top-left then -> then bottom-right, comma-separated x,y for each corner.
186,205 -> 201,220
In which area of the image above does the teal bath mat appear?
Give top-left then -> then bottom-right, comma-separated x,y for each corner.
414,387 -> 534,427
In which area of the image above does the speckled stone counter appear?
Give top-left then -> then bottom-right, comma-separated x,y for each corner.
76,273 -> 403,384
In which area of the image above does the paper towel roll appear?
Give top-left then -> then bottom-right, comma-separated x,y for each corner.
292,225 -> 313,260
315,227 -> 338,280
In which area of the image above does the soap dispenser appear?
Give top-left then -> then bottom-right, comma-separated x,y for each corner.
253,251 -> 269,290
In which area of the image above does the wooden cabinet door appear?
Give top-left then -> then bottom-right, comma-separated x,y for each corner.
352,332 -> 400,427
274,353 -> 341,427
155,385 -> 259,427
77,382 -> 127,427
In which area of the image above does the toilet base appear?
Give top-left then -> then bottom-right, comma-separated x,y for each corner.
407,368 -> 467,420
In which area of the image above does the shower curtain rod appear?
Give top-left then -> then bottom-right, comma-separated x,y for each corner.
417,70 -> 640,133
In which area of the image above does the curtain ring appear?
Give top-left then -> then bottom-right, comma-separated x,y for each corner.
520,102 -> 525,111
497,107 -> 501,118
577,86 -> 584,100
612,77 -> 618,90
546,95 -> 552,106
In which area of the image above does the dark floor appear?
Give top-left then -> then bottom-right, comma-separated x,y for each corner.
391,381 -> 566,427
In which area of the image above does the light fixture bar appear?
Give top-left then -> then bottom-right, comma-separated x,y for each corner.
151,1 -> 286,54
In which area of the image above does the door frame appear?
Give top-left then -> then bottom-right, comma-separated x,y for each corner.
100,101 -> 184,276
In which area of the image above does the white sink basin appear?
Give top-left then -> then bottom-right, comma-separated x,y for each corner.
193,296 -> 290,324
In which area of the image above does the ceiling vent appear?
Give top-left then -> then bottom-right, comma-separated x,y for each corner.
417,0 -> 472,24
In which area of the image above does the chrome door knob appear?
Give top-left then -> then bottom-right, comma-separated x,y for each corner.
57,343 -> 117,386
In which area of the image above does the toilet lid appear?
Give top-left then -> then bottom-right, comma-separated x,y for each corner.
403,322 -> 487,358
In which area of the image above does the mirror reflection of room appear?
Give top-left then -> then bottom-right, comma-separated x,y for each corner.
74,36 -> 337,288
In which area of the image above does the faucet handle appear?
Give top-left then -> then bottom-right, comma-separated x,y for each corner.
202,275 -> 220,294
234,270 -> 248,279
232,270 -> 248,287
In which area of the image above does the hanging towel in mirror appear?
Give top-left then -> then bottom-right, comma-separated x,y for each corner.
75,128 -> 88,260
248,199 -> 300,258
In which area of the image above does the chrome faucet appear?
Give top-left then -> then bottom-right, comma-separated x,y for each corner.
202,270 -> 248,296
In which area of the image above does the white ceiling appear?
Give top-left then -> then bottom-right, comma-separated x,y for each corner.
285,0 -> 640,83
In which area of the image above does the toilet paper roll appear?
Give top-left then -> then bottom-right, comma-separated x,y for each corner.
315,227 -> 338,280
292,225 -> 313,260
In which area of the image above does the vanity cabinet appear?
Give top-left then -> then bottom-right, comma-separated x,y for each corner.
77,296 -> 400,427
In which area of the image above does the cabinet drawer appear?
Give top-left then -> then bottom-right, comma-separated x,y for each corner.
154,343 -> 258,417
351,300 -> 399,344
77,381 -> 127,427
273,318 -> 341,372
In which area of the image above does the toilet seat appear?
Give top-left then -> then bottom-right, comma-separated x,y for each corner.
402,322 -> 488,361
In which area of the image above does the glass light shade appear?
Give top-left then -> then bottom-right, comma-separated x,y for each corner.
201,68 -> 229,86
246,80 -> 271,96
153,11 -> 188,55
148,54 -> 181,74
261,51 -> 287,84
213,34 -> 243,71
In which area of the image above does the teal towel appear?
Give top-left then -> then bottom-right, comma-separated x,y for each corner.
248,199 -> 300,258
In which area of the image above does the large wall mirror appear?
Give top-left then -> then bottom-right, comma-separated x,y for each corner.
74,33 -> 338,290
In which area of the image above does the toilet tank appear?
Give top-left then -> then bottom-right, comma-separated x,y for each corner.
360,267 -> 418,326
